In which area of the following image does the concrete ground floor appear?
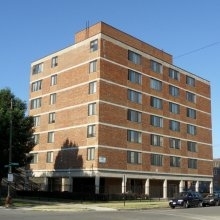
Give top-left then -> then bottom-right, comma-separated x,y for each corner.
29,169 -> 213,199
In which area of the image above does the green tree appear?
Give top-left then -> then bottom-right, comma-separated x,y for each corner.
0,88 -> 35,181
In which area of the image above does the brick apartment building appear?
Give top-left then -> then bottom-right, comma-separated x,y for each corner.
28,21 -> 213,198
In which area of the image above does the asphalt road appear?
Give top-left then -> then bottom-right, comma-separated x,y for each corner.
0,206 -> 220,220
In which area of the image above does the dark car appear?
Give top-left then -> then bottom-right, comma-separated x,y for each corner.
169,191 -> 203,209
202,193 -> 220,206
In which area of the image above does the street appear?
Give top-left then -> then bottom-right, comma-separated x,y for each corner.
0,206 -> 220,220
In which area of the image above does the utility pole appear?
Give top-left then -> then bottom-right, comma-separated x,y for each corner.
5,99 -> 13,207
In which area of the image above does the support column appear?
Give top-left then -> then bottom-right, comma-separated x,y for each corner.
43,177 -> 48,191
145,179 -> 150,196
195,181 -> 199,192
163,179 -> 167,199
95,175 -> 100,194
69,176 -> 73,192
179,180 -> 184,192
210,180 -> 213,193
122,175 -> 127,193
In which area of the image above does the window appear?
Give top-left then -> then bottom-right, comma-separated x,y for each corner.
151,134 -> 163,147
128,89 -> 142,104
32,63 -> 43,75
30,153 -> 38,164
46,151 -> 53,163
127,151 -> 142,164
48,132 -> 54,143
49,112 -> 55,123
87,125 -> 96,137
128,70 -> 142,84
186,76 -> 195,87
33,116 -> 40,126
33,134 -> 39,144
188,158 -> 197,169
169,138 -> 180,149
150,115 -> 163,127
128,50 -> 141,65
90,39 -> 98,52
30,98 -> 41,109
88,103 -> 96,116
187,141 -> 197,152
51,74 -> 57,86
89,60 -> 97,73
169,120 -> 180,132
127,109 -> 142,123
127,130 -> 142,143
89,81 -> 97,94
169,68 -> 180,80
150,78 -> 162,91
169,85 -> 179,97
87,147 -> 95,160
186,91 -> 196,103
51,56 -> 58,68
170,156 -> 181,167
187,108 -> 196,119
50,93 -> 56,105
150,97 -> 163,109
151,154 -> 163,166
150,60 -> 162,73
187,124 -> 197,135
169,102 -> 180,114
31,80 -> 42,92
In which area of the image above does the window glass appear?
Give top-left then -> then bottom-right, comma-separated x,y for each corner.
51,75 -> 57,86
128,89 -> 142,104
128,69 -> 142,84
169,138 -> 180,149
90,39 -> 98,52
32,63 -> 43,75
127,109 -> 142,123
187,108 -> 196,119
87,147 -> 95,160
169,68 -> 180,80
186,76 -> 195,87
51,56 -> 58,68
169,85 -> 179,97
49,112 -> 56,123
150,78 -> 162,91
169,120 -> 180,131
31,80 -> 42,92
89,81 -> 97,94
87,125 -> 96,137
150,60 -> 162,73
48,132 -> 55,143
128,50 -> 141,65
127,151 -> 142,164
187,124 -> 197,135
89,60 -> 97,73
186,91 -> 196,103
150,115 -> 163,127
151,154 -> 163,166
88,103 -> 96,116
151,134 -> 163,146
169,102 -> 180,114
170,156 -> 181,167
150,97 -> 163,109
127,130 -> 142,143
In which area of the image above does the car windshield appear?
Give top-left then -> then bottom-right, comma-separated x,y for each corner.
175,192 -> 189,197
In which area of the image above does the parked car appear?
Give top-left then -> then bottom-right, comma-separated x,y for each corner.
169,191 -> 203,209
202,193 -> 220,206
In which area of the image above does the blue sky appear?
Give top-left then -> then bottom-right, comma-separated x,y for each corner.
1,0 -> 219,157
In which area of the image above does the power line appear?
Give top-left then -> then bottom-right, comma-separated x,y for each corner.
174,42 -> 220,59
